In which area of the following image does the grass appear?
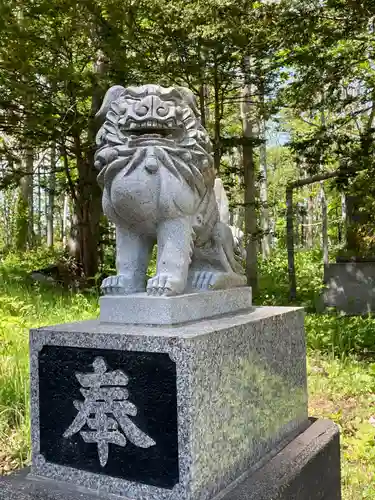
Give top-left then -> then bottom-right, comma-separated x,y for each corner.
0,249 -> 98,473
0,248 -> 374,498
308,355 -> 375,499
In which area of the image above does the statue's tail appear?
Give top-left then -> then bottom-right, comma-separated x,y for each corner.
214,178 -> 230,224
213,178 -> 246,263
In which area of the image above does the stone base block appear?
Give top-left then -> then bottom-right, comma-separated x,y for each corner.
99,287 -> 253,325
0,419 -> 341,500
323,262 -> 375,314
27,307 -> 308,500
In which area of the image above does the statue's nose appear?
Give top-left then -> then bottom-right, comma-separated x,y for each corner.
145,151 -> 159,174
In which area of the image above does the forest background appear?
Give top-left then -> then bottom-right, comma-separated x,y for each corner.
1,0 -> 375,498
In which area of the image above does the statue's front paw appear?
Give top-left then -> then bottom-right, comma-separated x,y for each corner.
101,275 -> 144,295
147,274 -> 185,296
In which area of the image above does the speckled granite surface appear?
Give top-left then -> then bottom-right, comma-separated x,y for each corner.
0,419 -> 341,500
99,287 -> 253,325
29,306 -> 308,500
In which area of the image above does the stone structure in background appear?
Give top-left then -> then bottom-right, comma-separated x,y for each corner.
323,195 -> 375,314
323,259 -> 375,315
95,84 -> 246,297
1,84 -> 341,500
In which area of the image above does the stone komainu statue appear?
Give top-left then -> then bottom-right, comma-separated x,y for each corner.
95,84 -> 246,296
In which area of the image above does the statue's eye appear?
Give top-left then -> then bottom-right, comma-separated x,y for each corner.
157,100 -> 175,116
156,106 -> 168,117
137,105 -> 149,116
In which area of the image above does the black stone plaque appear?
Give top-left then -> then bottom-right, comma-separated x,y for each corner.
38,346 -> 179,489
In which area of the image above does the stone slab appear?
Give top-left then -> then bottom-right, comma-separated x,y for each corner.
220,418 -> 341,500
99,287 -> 253,325
27,306 -> 308,500
323,262 -> 375,315
0,419 -> 341,500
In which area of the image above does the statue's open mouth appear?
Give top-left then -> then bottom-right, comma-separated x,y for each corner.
130,129 -> 171,137
121,118 -> 180,138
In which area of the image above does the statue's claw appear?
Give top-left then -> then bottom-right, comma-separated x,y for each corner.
191,270 -> 214,290
147,274 -> 185,297
188,270 -> 247,291
101,275 -> 145,295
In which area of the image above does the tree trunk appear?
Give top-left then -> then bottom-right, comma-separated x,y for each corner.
62,193 -> 69,247
243,145 -> 258,293
37,157 -> 42,245
341,192 -> 347,247
26,148 -> 34,246
259,89 -> 271,259
213,60 -> 221,174
321,183 -> 329,265
241,58 -> 258,294
286,187 -> 297,301
16,150 -> 34,250
301,216 -> 305,248
295,210 -> 299,248
71,52 -> 105,280
47,144 -> 56,248
74,152 -> 102,280
197,45 -> 207,129
306,191 -> 314,248
259,129 -> 271,258
3,187 -> 14,249
198,83 -> 208,128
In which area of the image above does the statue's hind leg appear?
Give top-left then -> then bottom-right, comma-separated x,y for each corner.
187,222 -> 246,292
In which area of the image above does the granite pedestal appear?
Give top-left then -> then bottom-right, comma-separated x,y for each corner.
30,301 -> 310,500
0,419 -> 341,500
0,291 -> 341,500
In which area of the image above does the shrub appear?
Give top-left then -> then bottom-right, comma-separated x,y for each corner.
256,248 -> 324,310
257,248 -> 375,358
306,314 -> 375,358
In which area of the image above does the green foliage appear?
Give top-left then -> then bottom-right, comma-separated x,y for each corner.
1,0 -> 375,488
257,248 -> 375,358
308,354 -> 375,499
0,0 -> 286,280
0,249 -> 374,498
0,248 -> 61,275
0,250 -> 98,470
256,248 -> 324,308
276,0 -> 375,252
306,314 -> 375,358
